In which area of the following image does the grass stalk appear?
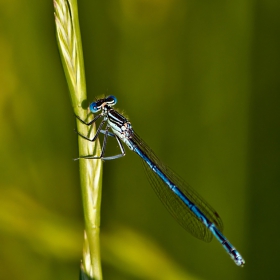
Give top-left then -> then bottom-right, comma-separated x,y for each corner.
54,0 -> 103,279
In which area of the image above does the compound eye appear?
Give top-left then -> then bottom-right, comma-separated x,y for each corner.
89,102 -> 100,113
106,95 -> 117,106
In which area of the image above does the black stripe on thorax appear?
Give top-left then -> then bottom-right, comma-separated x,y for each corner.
108,108 -> 128,126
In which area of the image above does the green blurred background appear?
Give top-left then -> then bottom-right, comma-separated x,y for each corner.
1,0 -> 279,279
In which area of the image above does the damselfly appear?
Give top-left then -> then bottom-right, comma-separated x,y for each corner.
76,95 -> 245,266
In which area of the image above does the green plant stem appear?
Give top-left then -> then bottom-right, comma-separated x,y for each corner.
54,0 -> 103,279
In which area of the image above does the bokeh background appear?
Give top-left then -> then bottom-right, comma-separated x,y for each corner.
1,1 -> 280,279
